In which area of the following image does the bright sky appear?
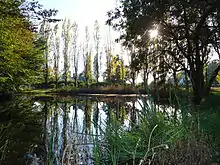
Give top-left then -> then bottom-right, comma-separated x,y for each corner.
38,0 -> 117,27
38,0 -> 121,55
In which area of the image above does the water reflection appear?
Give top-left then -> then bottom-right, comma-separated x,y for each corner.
0,96 -> 44,165
0,95 -> 183,165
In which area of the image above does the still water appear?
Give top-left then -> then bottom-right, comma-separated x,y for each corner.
0,94 -> 147,165
1,94 -> 219,165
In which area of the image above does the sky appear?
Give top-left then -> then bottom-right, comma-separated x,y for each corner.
38,0 -> 117,28
38,0 -> 122,55
38,0 -> 121,49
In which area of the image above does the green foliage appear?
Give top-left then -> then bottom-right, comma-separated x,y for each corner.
86,54 -> 92,82
104,54 -> 127,83
77,80 -> 86,88
0,0 -> 45,92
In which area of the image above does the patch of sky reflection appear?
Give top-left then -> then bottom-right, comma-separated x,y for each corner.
43,101 -> 109,164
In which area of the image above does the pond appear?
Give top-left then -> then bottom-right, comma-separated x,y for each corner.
0,94 -> 145,165
0,94 -> 219,165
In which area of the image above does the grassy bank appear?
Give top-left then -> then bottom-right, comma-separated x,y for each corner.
21,85 -> 189,98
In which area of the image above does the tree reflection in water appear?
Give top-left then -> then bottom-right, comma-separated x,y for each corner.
0,95 -> 138,165
0,96 -> 44,165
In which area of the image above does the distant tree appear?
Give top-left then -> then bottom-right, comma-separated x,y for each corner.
104,37 -> 113,82
93,20 -> 101,83
83,26 -> 92,87
71,22 -> 79,87
115,56 -> 127,83
51,24 -> 60,88
128,47 -> 137,87
39,22 -> 51,87
62,19 -> 72,86
86,50 -> 93,84
36,1 -> 59,88
104,54 -> 126,83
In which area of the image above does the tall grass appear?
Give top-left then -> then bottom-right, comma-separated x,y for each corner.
93,92 -> 213,165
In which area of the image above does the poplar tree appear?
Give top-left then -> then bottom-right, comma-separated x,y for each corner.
53,24 -> 60,88
83,26 -> 92,87
71,22 -> 79,87
62,19 -> 71,86
93,20 -> 101,83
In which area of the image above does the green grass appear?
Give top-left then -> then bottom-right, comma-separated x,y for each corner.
90,91 -> 217,165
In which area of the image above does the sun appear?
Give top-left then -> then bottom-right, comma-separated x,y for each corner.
149,29 -> 158,39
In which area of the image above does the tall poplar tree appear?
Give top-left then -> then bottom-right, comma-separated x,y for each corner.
62,19 -> 71,86
52,24 -> 60,88
83,26 -> 92,87
93,20 -> 101,83
71,22 -> 79,87
39,22 -> 51,87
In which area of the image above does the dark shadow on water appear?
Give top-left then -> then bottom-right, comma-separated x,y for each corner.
0,95 -> 45,165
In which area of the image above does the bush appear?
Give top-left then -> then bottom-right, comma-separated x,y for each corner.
77,80 -> 86,88
67,82 -> 74,87
59,83 -> 65,88
49,83 -> 56,89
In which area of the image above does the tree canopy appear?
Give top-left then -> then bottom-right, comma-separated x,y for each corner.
0,0 -> 57,92
107,0 -> 220,104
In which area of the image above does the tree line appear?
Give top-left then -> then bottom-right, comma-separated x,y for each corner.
2,0 -> 219,105
0,0 -> 129,92
40,19 -> 128,88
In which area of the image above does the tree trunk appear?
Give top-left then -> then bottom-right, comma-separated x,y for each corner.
191,43 -> 205,105
205,64 -> 220,95
131,69 -> 135,87
173,70 -> 178,88
191,69 -> 204,105
74,68 -> 78,88
74,76 -> 77,88
44,59 -> 49,88
64,72 -> 68,86
55,72 -> 58,89
86,76 -> 89,88
185,71 -> 189,92
143,68 -> 147,85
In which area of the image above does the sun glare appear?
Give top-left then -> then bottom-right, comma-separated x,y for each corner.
149,29 -> 158,39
